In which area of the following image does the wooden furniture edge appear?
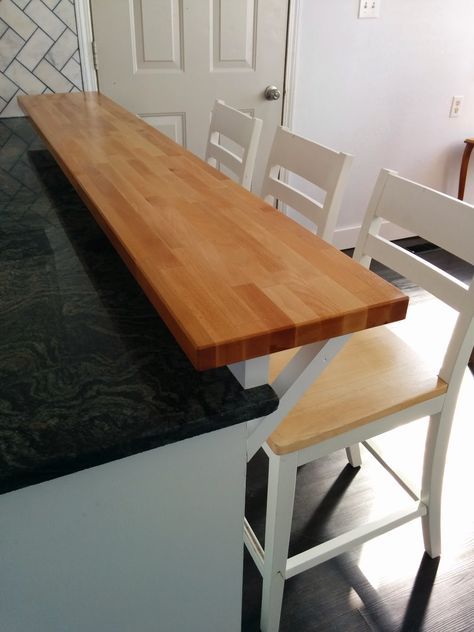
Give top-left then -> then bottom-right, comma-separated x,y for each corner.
17,94 -> 409,371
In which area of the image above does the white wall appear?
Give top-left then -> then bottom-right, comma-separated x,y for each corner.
292,0 -> 474,248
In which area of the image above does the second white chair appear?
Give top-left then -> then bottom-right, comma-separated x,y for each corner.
262,126 -> 353,242
205,99 -> 262,191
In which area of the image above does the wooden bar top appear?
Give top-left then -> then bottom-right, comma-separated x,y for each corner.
18,92 -> 408,370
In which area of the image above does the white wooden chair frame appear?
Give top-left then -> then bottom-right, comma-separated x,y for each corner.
243,168 -> 474,632
205,99 -> 262,191
227,127 -> 354,419
261,126 -> 353,241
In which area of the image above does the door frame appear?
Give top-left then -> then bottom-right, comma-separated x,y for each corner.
75,0 -> 299,126
282,0 -> 300,130
76,0 -> 98,92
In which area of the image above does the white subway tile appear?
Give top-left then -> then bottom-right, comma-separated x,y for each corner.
0,0 -> 36,40
5,59 -> 45,93
54,0 -> 77,34
17,28 -> 54,71
61,57 -> 82,89
45,27 -> 76,70
0,71 -> 18,101
10,0 -> 31,9
0,28 -> 24,72
25,0 -> 66,40
1,88 -> 25,117
34,59 -> 72,92
41,0 -> 61,8
0,19 -> 8,38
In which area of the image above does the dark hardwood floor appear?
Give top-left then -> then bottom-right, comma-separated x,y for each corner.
242,242 -> 474,632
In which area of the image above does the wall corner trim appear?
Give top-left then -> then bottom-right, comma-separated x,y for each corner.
76,0 -> 98,92
282,0 -> 300,130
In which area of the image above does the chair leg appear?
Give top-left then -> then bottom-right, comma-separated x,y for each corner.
421,412 -> 450,558
346,444 -> 362,467
261,452 -> 298,632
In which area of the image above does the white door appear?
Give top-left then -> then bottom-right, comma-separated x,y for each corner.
90,0 -> 289,194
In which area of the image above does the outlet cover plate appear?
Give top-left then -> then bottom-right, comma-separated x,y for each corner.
449,96 -> 464,118
359,0 -> 380,18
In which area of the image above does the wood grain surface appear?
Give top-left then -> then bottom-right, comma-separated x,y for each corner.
266,326 -> 447,454
18,92 -> 408,370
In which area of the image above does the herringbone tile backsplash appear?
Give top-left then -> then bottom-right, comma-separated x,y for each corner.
0,0 -> 83,118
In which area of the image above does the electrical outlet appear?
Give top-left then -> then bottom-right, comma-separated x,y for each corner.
449,96 -> 464,118
359,0 -> 380,18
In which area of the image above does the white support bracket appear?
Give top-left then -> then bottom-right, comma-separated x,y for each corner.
227,355 -> 270,388
245,335 -> 351,460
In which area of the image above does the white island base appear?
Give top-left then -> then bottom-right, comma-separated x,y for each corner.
0,422 -> 247,632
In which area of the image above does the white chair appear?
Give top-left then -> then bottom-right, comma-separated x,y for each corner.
205,99 -> 262,191
262,126 -> 353,242
244,168 -> 474,632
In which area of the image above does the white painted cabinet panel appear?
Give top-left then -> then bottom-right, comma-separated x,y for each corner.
0,424 -> 248,631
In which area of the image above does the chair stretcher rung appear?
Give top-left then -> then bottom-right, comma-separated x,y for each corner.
285,502 -> 426,579
244,518 -> 264,575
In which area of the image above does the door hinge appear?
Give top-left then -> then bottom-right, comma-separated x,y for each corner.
92,40 -> 98,71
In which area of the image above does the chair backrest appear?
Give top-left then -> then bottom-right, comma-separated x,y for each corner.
354,168 -> 474,392
205,99 -> 262,191
261,126 -> 353,242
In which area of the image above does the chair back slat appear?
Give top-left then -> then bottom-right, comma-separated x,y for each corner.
365,234 -> 470,313
205,99 -> 262,191
265,176 -> 326,228
376,172 -> 474,266
208,101 -> 257,147
355,168 -> 474,386
264,127 -> 348,192
261,127 -> 352,242
207,139 -> 243,178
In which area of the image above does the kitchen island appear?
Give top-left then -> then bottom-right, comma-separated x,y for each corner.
0,118 -> 278,631
1,95 -> 407,631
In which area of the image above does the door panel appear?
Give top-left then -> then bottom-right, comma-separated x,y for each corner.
90,0 -> 288,194
140,113 -> 186,145
214,0 -> 256,69
133,0 -> 183,70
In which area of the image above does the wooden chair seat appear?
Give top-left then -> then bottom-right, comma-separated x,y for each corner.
267,325 -> 448,455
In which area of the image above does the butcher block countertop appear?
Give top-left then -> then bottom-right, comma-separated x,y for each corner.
18,92 -> 408,370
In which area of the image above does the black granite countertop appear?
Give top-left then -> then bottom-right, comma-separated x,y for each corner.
0,118 -> 279,495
